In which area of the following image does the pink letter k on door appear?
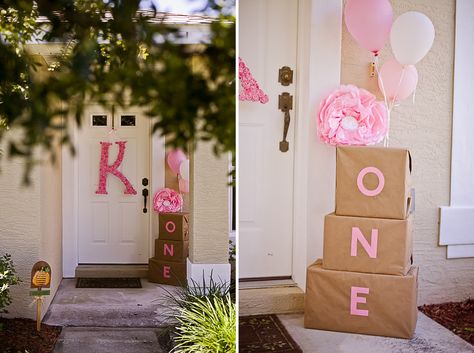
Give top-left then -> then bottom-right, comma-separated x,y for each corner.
96,141 -> 137,195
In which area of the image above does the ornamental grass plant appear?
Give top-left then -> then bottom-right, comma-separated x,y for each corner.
171,294 -> 236,353
158,274 -> 236,352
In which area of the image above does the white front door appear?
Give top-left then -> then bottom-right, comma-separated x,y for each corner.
239,0 -> 298,279
78,105 -> 150,263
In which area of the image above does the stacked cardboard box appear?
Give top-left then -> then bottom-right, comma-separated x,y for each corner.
149,212 -> 189,286
304,146 -> 418,339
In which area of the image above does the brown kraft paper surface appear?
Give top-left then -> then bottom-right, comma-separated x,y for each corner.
335,146 -> 411,220
148,257 -> 187,286
304,260 -> 418,339
158,212 -> 189,241
323,213 -> 412,276
155,239 -> 189,262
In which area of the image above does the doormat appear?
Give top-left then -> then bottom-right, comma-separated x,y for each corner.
239,315 -> 302,353
76,277 -> 142,288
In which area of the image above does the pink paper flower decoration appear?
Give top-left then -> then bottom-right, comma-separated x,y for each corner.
153,188 -> 183,213
317,85 -> 388,146
239,57 -> 268,104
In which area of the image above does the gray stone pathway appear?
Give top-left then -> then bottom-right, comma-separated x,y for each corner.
278,312 -> 474,353
53,327 -> 165,353
44,279 -> 178,352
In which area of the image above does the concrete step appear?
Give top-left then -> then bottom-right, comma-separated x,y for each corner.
44,279 -> 179,327
239,286 -> 305,316
75,265 -> 149,279
53,327 -> 166,353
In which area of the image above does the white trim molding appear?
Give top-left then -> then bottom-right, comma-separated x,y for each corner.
292,0 -> 342,290
439,0 -> 474,258
186,258 -> 231,287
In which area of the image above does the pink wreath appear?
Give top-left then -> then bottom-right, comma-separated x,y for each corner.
317,84 -> 388,146
153,188 -> 183,213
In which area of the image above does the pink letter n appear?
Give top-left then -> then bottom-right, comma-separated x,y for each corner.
350,286 -> 369,316
95,141 -> 137,195
351,227 -> 378,258
163,243 -> 174,257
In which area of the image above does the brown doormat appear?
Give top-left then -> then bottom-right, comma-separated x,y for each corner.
76,277 -> 142,288
239,315 -> 302,353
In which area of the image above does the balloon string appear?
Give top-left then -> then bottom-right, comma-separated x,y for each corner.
374,56 -> 390,147
412,86 -> 417,105
389,66 -> 406,111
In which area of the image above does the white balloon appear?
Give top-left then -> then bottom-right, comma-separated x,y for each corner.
179,159 -> 190,181
390,11 -> 435,65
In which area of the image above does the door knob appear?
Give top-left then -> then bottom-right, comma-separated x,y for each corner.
142,188 -> 149,213
278,92 -> 293,152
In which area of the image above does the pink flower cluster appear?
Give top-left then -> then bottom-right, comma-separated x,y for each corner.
96,141 -> 137,195
153,188 -> 183,213
238,57 -> 268,104
317,85 -> 388,146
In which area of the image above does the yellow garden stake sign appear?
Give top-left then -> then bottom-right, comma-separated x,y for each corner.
30,261 -> 51,332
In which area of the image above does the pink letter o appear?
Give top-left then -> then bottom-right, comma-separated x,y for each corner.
165,221 -> 176,233
357,167 -> 385,197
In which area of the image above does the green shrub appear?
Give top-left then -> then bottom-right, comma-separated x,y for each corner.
171,294 -> 236,353
0,254 -> 20,312
160,274 -> 232,323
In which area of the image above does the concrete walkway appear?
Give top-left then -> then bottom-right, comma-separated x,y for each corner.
278,312 -> 474,353
44,279 -> 179,352
53,327 -> 165,353
44,279 -> 178,327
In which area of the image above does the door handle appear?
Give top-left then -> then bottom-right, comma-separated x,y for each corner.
278,92 -> 293,152
142,188 -> 149,213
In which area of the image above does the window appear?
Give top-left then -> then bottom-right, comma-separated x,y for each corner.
439,0 -> 474,258
91,115 -> 107,126
120,115 -> 136,127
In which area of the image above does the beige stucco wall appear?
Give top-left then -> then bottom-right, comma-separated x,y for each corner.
189,142 -> 229,264
341,0 -> 474,304
0,148 -> 62,319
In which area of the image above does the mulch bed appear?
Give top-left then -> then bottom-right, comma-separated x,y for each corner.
419,299 -> 473,345
239,314 -> 302,353
0,318 -> 61,353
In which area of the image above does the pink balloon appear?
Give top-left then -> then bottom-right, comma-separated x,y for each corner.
179,178 -> 189,193
167,149 -> 186,174
344,0 -> 393,55
378,58 -> 418,102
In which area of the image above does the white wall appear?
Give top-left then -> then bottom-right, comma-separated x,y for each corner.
0,137 -> 62,319
341,0 -> 474,304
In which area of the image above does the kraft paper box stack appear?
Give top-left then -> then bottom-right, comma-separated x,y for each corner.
304,146 -> 418,339
149,212 -> 189,286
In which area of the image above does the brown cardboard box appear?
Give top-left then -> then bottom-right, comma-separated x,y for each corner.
335,146 -> 411,219
159,212 -> 189,241
323,213 -> 412,276
304,260 -> 418,339
148,257 -> 187,286
155,239 -> 189,262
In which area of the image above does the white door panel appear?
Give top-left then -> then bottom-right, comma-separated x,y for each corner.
78,106 -> 150,263
239,0 -> 298,278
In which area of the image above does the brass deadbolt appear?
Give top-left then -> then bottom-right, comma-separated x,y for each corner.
278,66 -> 294,86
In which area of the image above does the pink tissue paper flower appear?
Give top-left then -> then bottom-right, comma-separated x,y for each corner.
317,84 -> 388,146
153,188 -> 183,213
